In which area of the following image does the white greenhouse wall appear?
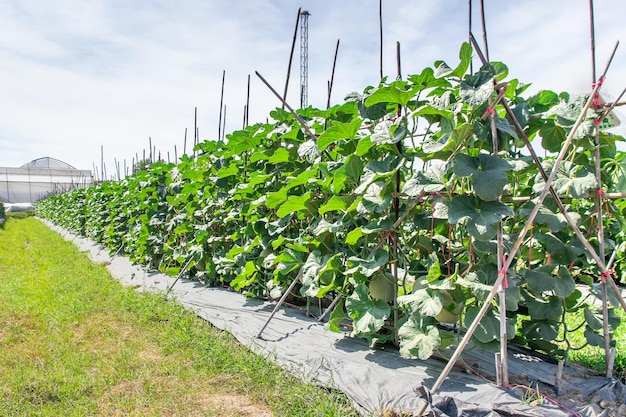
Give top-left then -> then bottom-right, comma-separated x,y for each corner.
0,167 -> 93,203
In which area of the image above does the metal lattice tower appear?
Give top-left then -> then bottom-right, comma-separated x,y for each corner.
299,10 -> 310,108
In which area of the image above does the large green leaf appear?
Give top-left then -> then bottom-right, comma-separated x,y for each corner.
463,306 -> 500,344
521,290 -> 563,321
534,233 -> 584,265
276,192 -> 312,217
317,118 -> 363,152
265,188 -> 288,209
318,195 -> 349,215
364,80 -> 418,107
533,160 -> 598,198
344,154 -> 363,184
524,265 -> 576,298
402,164 -> 446,196
345,227 -> 364,245
371,120 -> 405,145
359,181 -> 392,213
398,316 -> 440,359
454,153 -> 514,201
519,198 -> 581,233
325,298 -> 346,332
345,249 -> 389,278
301,252 -> 342,298
216,163 -> 238,178
521,319 -> 559,342
268,147 -> 292,163
345,283 -> 391,338
540,120 -> 567,152
448,195 -> 514,240
459,64 -> 495,106
398,289 -> 443,317
451,42 -> 472,78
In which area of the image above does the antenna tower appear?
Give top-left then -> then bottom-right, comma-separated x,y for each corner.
300,10 -> 310,108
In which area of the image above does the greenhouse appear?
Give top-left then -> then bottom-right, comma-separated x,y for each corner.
0,157 -> 93,204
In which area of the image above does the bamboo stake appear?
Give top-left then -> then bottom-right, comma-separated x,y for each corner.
479,0 -> 489,61
164,256 -> 196,297
378,0 -> 383,79
183,128 -> 188,156
256,71 -> 317,141
282,8 -> 301,110
488,79 -> 509,385
222,106 -> 227,141
317,293 -> 343,322
468,0 -> 473,74
218,70 -> 225,141
194,107 -> 198,155
246,74 -> 251,127
589,0 -> 597,83
257,269 -> 304,339
326,39 -> 340,109
391,40 -> 403,345
589,1 -> 611,376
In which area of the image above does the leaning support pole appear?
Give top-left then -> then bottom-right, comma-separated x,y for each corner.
255,71 -> 317,141
257,269 -> 303,339
317,293 -> 343,323
218,70 -> 226,142
326,39 -> 340,110
164,256 -> 196,298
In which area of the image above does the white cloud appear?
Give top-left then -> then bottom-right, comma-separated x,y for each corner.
0,0 -> 625,174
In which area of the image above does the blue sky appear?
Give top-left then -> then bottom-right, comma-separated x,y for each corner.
1,0 -> 625,174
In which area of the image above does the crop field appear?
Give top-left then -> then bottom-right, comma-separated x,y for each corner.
28,41 -> 626,416
37,43 -> 626,361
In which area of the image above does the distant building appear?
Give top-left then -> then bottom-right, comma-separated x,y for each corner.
0,157 -> 93,204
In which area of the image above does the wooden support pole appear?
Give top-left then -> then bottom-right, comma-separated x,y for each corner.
218,70 -> 225,141
246,73 -> 251,127
326,39 -> 340,109
256,71 -> 317,141
282,8 -> 301,110
378,0 -> 383,79
257,269 -> 304,339
479,0 -> 489,61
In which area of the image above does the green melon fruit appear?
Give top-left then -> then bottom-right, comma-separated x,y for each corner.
368,272 -> 396,302
435,290 -> 464,324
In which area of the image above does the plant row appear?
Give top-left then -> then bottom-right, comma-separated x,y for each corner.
37,43 -> 626,361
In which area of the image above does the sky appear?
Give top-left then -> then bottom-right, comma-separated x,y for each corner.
1,0 -> 626,177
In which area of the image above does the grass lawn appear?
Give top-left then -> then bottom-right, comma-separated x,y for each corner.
0,217 -> 359,417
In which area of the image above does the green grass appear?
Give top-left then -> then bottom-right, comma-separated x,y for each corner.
0,217 -> 359,417
563,307 -> 626,381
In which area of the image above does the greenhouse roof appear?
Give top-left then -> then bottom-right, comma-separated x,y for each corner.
20,157 -> 77,170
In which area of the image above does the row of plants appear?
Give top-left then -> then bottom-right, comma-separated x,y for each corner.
0,200 -> 5,227
37,43 -> 626,363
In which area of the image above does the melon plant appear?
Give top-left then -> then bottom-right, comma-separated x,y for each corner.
37,43 -> 626,361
